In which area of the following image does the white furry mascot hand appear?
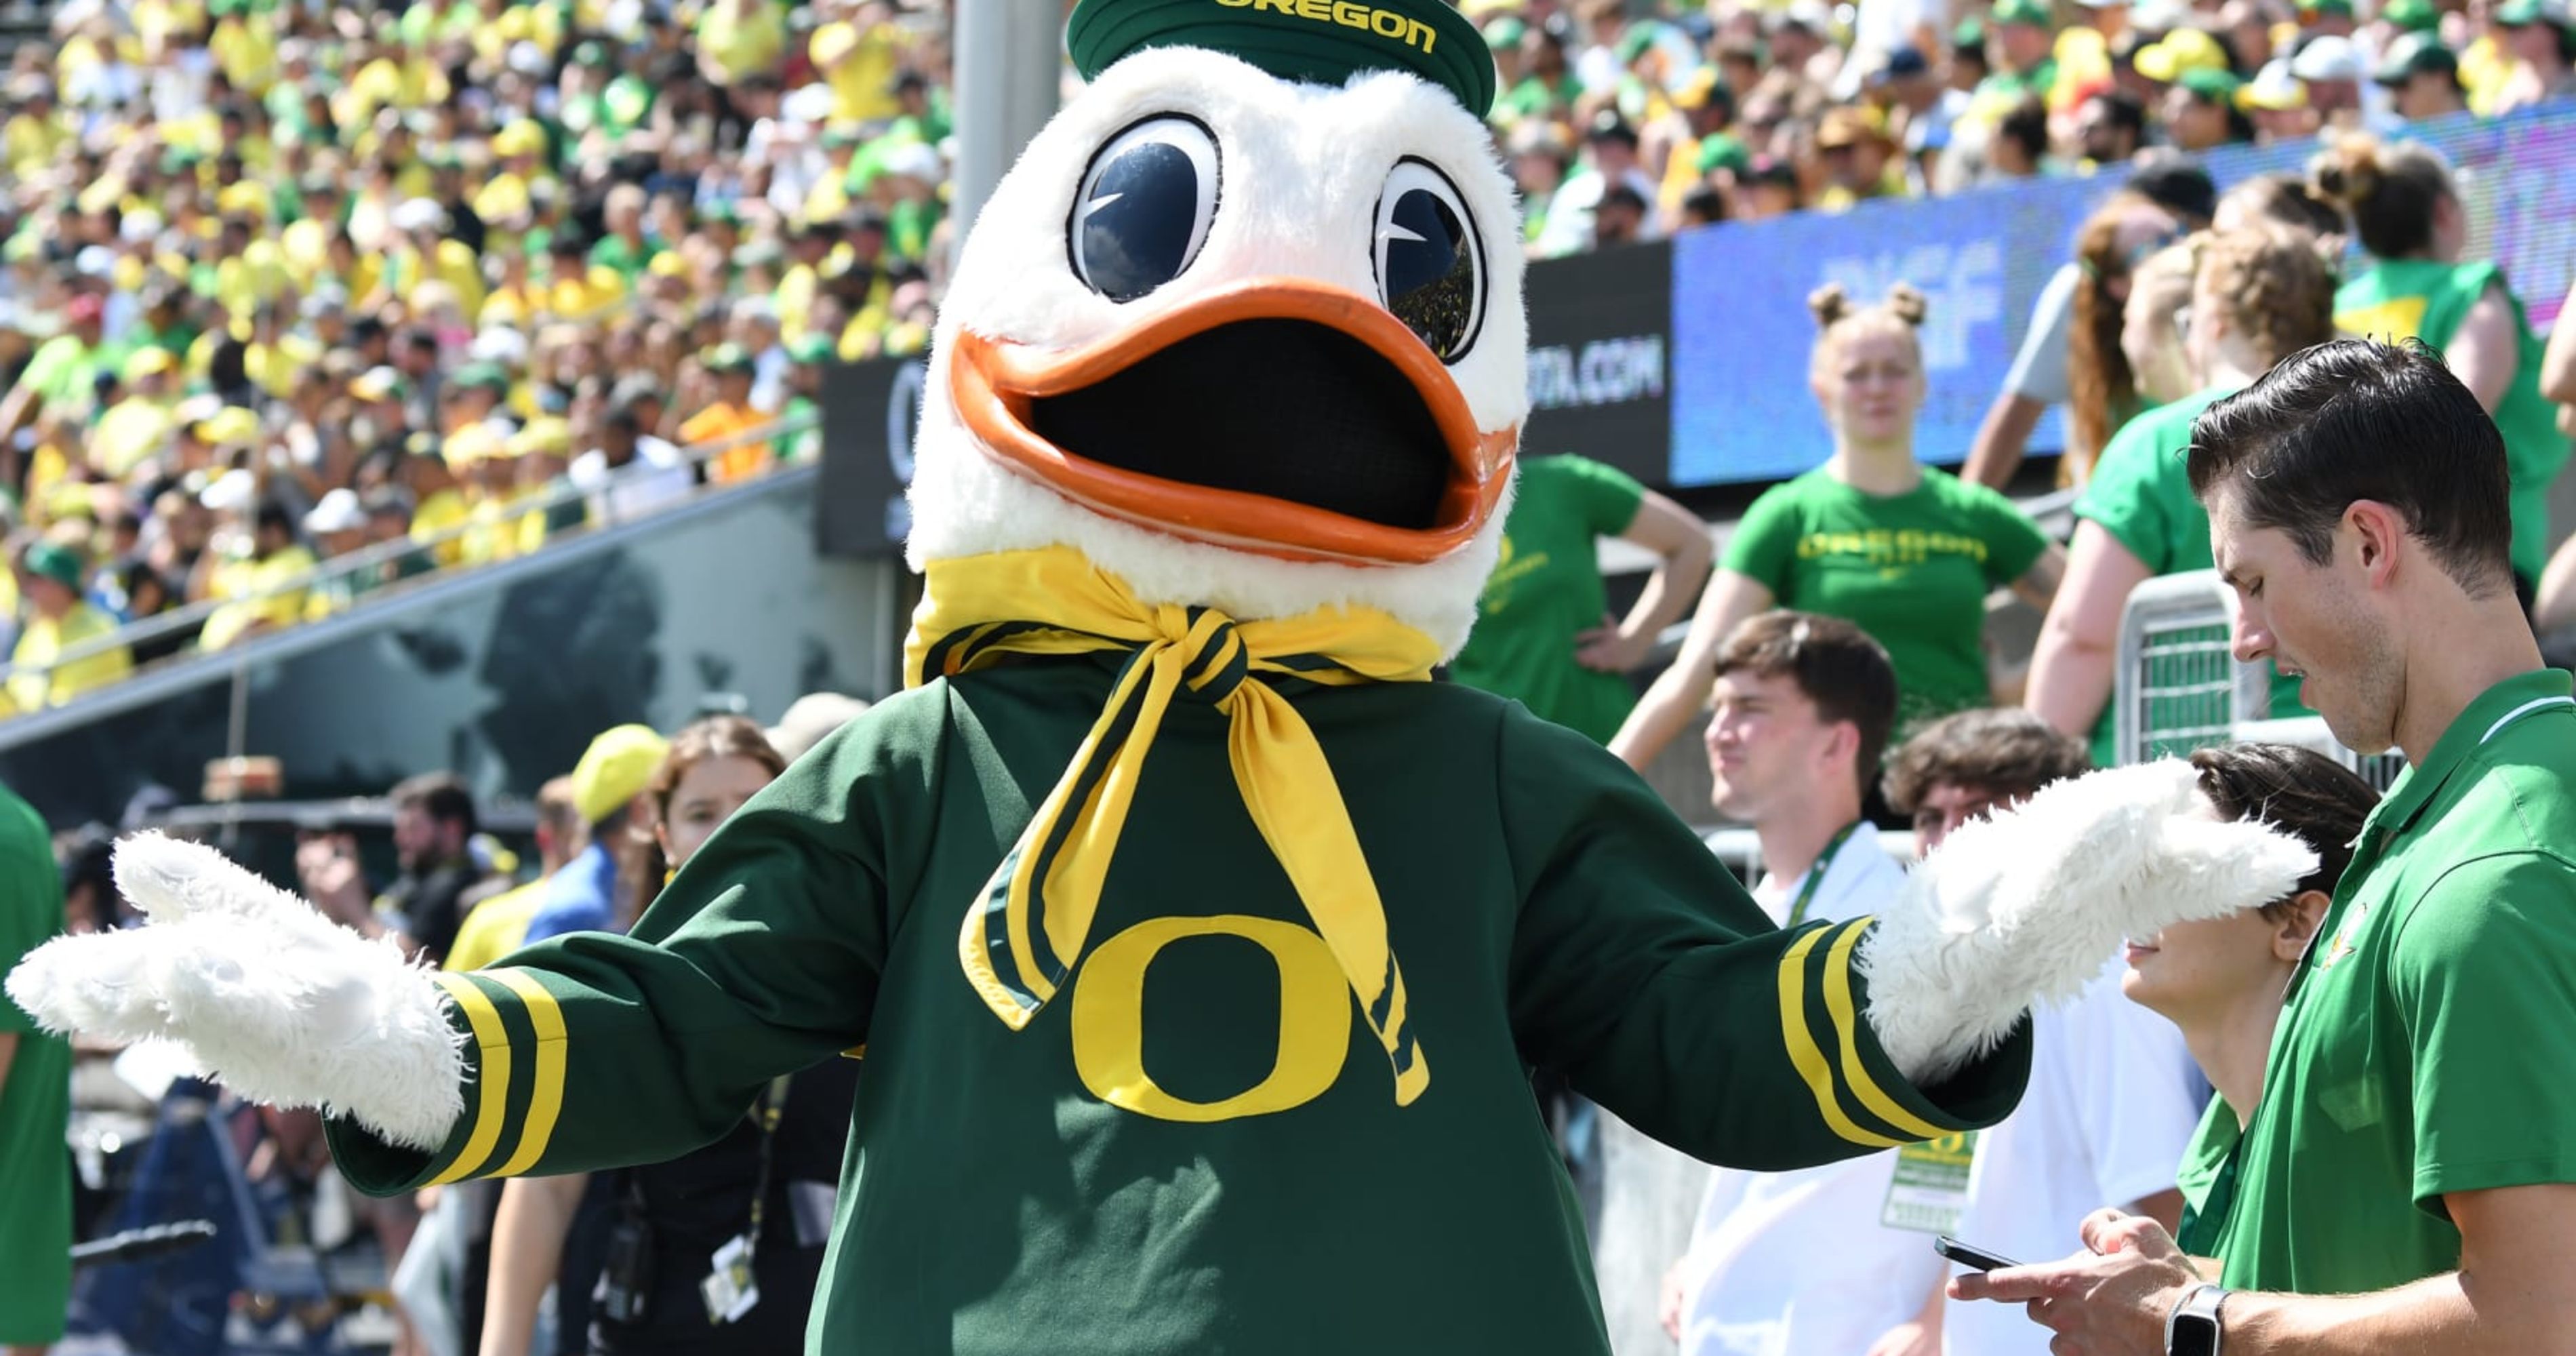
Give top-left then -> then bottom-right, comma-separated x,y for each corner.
4,832 -> 463,1151
1857,759 -> 2318,1086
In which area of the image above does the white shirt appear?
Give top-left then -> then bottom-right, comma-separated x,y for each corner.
1940,958 -> 2205,1356
570,435 -> 696,524
1680,822 -> 1938,1356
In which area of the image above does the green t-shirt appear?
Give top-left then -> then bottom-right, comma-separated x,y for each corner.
587,233 -> 660,284
1723,466 -> 2049,731
0,780 -> 71,1344
16,334 -> 104,414
1449,455 -> 1651,746
329,660 -> 2029,1354
2073,386 -> 2306,767
2335,260 -> 2570,584
2179,669 -> 2576,1292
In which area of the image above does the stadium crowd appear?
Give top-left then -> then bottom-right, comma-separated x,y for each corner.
0,0 -> 949,713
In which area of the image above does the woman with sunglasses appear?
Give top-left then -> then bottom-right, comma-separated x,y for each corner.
2026,226 -> 2339,765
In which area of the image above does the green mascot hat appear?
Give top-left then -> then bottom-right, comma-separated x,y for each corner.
1067,0 -> 1495,117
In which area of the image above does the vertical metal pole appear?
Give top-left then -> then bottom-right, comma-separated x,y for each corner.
222,657 -> 251,852
950,0 -> 1064,277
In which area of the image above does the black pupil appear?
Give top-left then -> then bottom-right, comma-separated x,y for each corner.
1079,139 -> 1201,303
1384,188 -> 1474,359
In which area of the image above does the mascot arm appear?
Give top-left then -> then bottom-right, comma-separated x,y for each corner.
331,723 -> 917,1194
1499,713 -> 2028,1172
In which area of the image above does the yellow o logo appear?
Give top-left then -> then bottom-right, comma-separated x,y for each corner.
1069,915 -> 1351,1123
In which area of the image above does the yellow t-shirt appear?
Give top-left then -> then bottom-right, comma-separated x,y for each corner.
9,603 -> 134,712
199,544 -> 319,652
209,13 -> 280,96
87,397 -> 176,479
544,264 -> 629,323
681,402 -> 772,482
810,19 -> 904,123
697,0 -> 786,86
412,487 -> 473,566
444,877 -> 552,973
3,111 -> 69,176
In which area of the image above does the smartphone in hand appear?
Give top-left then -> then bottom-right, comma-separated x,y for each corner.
1933,1237 -> 2021,1272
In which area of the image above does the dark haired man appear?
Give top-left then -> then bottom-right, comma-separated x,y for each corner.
1958,338 -> 2576,1352
1665,611 -> 1929,1356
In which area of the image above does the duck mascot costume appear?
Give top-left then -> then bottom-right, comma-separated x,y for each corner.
8,3 -> 2316,1351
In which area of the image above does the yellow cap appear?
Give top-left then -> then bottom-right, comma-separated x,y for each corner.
443,422 -> 504,469
492,120 -> 547,159
508,416 -> 571,458
191,405 -> 262,449
123,346 -> 179,382
569,723 -> 670,824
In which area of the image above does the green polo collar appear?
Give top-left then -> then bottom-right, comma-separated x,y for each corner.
2373,668 -> 2575,837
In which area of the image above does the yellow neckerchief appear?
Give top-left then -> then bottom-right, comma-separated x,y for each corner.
905,546 -> 1440,1106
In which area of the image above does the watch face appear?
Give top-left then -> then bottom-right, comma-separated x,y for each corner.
2169,1315 -> 2219,1356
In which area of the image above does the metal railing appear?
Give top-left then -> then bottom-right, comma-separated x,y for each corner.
2112,570 -> 2406,789
1,410 -> 818,709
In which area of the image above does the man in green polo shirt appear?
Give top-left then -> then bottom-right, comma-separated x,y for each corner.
1956,338 -> 2576,1351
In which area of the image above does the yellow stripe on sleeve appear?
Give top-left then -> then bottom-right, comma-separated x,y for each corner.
1776,923 -> 1907,1150
1819,917 -> 1950,1142
426,972 -> 514,1186
483,969 -> 569,1177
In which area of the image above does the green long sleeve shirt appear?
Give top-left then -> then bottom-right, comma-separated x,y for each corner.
329,658 -> 2028,1354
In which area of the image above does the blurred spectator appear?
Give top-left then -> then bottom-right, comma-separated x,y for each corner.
681,344 -> 773,483
2028,226 -> 2339,763
197,498 -> 318,651
521,723 -> 670,944
571,396 -> 696,525
1535,113 -> 1664,258
2318,134 -> 2571,592
1965,162 -> 2213,489
2490,0 -> 2576,112
7,540 -> 130,713
2375,33 -> 2470,120
1614,285 -> 2062,771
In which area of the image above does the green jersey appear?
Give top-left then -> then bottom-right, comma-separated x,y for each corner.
2074,386 -> 2305,766
329,661 -> 2030,1354
2335,261 -> 2569,583
2179,670 -> 2576,1292
0,781 -> 71,1345
1724,466 -> 2049,732
1449,454 -> 1651,745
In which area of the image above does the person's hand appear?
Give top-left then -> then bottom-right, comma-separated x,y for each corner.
1947,1208 -> 2201,1356
1864,1319 -> 1939,1356
1573,613 -> 1651,673
294,835 -> 374,931
1658,1258 -> 1689,1341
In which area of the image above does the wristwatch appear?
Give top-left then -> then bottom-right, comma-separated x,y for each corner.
2166,1282 -> 2228,1356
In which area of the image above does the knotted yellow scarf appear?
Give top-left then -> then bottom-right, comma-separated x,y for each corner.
904,546 -> 1440,1106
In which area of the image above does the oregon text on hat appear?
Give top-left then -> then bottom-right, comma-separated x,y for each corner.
1213,0 -> 1441,53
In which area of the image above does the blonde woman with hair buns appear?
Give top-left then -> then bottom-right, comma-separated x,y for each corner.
2314,133 -> 2569,595
1612,285 -> 2066,772
2028,226 -> 2339,766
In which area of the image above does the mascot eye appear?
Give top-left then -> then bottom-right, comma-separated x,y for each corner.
1372,159 -> 1485,364
1069,115 -> 1220,304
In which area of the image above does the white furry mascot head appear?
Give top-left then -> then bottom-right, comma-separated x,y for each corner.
903,0 -> 1525,656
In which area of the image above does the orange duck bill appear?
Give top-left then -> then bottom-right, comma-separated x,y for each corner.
948,277 -> 1518,567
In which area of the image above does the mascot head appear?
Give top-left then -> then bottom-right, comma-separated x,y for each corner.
904,0 -> 1526,656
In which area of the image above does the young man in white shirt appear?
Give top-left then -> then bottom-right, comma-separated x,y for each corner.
1868,708 -> 2204,1356
1664,610 -> 1923,1356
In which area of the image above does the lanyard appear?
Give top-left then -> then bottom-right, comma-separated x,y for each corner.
741,1075 -> 792,1261
1785,821 -> 1862,928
